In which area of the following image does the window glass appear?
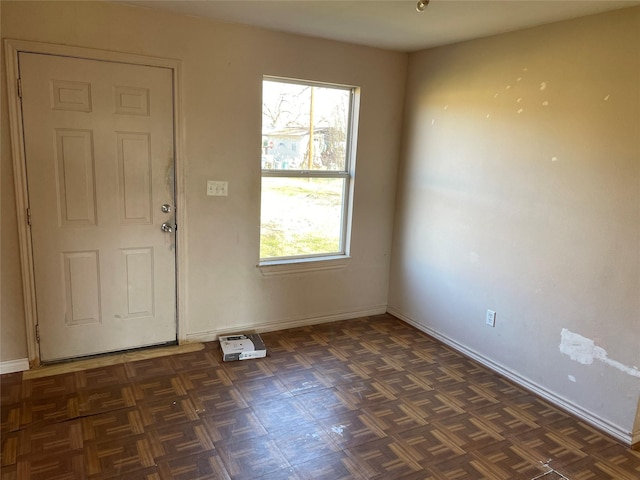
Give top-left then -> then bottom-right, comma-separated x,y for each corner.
260,177 -> 345,259
262,80 -> 351,172
260,78 -> 356,262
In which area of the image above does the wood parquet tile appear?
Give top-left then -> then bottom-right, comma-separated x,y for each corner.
21,373 -> 79,399
203,408 -> 268,443
234,376 -> 291,404
0,375 -> 22,407
362,399 -> 429,433
150,420 -> 215,462
0,405 -> 20,434
75,365 -> 130,391
157,451 -> 230,480
513,428 -> 590,466
124,358 -> 176,382
179,367 -> 233,391
296,388 -> 358,420
168,351 -> 219,374
20,394 -> 79,427
272,422 -> 341,466
2,313 -> 639,479
393,425 -> 466,464
251,397 -> 315,434
215,434 -> 289,478
469,375 -> 529,402
507,394 -> 572,426
0,433 -> 18,468
313,361 -> 370,386
335,377 -> 400,407
430,414 -> 506,453
292,451 -> 367,480
377,371 -> 434,398
17,420 -> 83,458
469,441 -> 547,479
424,452 -> 514,480
319,411 -> 388,450
15,451 -> 85,480
77,385 -> 137,416
131,376 -> 189,402
275,368 -> 334,395
81,407 -> 148,442
139,396 -> 202,427
84,434 -> 159,477
345,436 -> 424,478
400,392 -> 467,421
469,403 -> 541,438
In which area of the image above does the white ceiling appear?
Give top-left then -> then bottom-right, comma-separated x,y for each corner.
125,0 -> 639,52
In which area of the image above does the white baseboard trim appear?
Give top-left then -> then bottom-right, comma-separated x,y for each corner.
184,305 -> 388,344
388,307 -> 634,447
0,358 -> 30,374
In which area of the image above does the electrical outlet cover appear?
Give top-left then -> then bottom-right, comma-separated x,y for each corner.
486,309 -> 496,327
207,180 -> 228,196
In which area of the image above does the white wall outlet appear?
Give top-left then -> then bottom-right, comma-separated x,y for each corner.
207,180 -> 228,196
486,309 -> 496,327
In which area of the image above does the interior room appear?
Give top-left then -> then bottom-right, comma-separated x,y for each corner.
1,1 -> 639,478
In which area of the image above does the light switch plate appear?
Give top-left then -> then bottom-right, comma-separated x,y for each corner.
207,180 -> 228,196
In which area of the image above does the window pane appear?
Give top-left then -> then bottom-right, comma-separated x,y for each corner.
260,177 -> 345,259
262,80 -> 350,172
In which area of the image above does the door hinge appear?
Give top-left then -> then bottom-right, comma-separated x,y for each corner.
35,324 -> 40,343
26,207 -> 31,226
17,78 -> 22,99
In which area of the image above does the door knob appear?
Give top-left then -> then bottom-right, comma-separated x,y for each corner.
161,222 -> 174,233
161,204 -> 172,213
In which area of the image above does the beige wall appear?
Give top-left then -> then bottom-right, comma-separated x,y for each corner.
389,7 -> 640,439
0,1 -> 407,360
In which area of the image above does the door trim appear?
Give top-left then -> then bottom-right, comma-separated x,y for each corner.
4,39 -> 188,367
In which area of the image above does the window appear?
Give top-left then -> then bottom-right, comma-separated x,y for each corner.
260,77 -> 358,264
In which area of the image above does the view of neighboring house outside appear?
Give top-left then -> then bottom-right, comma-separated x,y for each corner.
262,127 -> 338,170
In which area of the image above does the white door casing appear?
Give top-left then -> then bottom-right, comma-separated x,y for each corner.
5,40 -> 186,364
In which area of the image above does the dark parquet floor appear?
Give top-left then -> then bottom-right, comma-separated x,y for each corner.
1,314 -> 639,479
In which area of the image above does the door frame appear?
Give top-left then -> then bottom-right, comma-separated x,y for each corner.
4,39 -> 188,367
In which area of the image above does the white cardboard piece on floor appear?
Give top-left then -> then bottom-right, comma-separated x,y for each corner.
219,333 -> 267,362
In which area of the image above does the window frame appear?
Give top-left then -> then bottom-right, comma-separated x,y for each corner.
259,76 -> 359,268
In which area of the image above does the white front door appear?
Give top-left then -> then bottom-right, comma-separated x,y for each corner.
19,53 -> 177,362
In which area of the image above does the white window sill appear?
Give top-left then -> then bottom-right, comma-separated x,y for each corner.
258,255 -> 351,276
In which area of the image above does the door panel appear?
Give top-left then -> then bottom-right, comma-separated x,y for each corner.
55,129 -> 97,226
19,53 -> 176,361
117,132 -> 153,224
